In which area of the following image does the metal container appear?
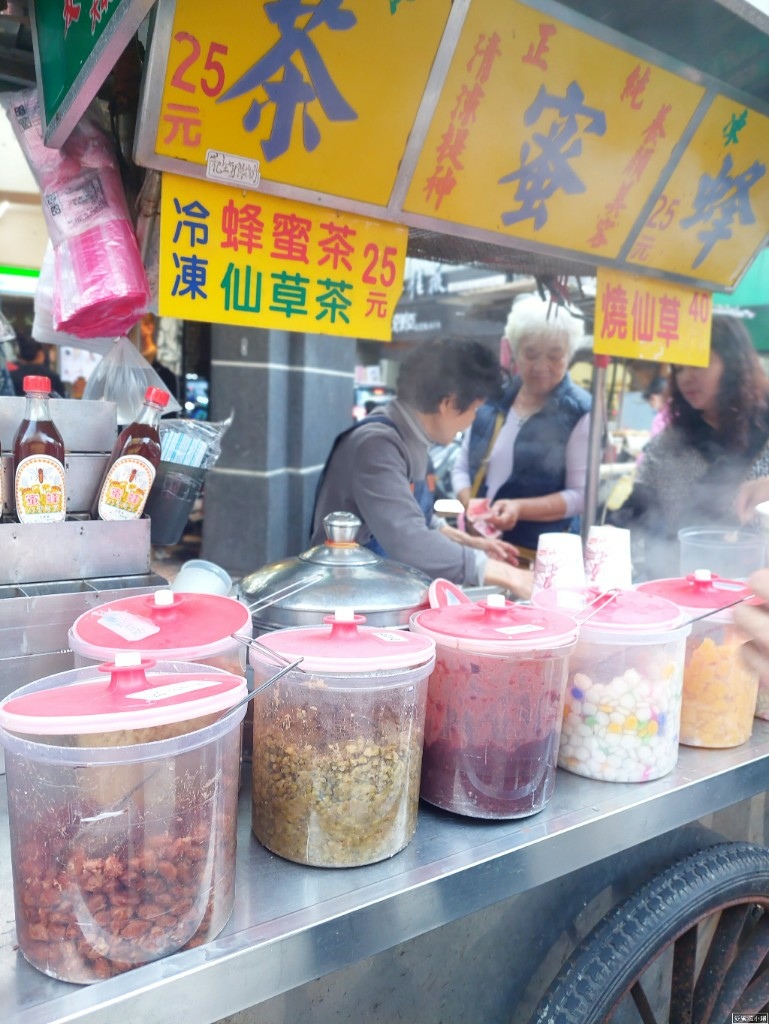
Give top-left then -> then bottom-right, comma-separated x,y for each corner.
238,512 -> 431,632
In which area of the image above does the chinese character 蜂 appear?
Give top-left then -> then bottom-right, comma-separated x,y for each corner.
218,0 -> 358,161
679,152 -> 766,268
221,201 -> 265,253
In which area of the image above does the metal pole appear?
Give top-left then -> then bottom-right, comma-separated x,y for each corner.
582,354 -> 609,543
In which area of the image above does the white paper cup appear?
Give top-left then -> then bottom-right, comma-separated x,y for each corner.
584,525 -> 632,589
171,559 -> 233,596
532,532 -> 586,593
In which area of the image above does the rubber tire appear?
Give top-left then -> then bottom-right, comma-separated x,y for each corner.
528,841 -> 769,1024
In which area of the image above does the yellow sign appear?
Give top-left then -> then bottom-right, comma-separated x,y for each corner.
159,173 -> 408,341
593,268 -> 712,366
403,0 -> 705,261
626,95 -> 769,289
151,0 -> 451,206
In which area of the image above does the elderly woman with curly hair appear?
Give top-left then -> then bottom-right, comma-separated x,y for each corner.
452,293 -> 591,558
614,314 -> 769,580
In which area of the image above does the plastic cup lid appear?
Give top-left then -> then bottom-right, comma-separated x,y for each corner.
0,654 -> 247,736
69,590 -> 251,660
252,608 -> 436,675
637,571 -> 759,614
410,594 -> 579,652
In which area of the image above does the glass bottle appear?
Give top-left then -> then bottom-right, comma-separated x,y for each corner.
13,375 -> 66,524
94,385 -> 170,521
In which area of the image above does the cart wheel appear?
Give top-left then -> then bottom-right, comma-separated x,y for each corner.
529,841 -> 769,1024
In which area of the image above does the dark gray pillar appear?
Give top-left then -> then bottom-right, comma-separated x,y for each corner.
201,325 -> 356,577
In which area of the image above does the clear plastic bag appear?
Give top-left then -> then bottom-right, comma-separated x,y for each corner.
83,336 -> 182,423
159,415 -> 233,469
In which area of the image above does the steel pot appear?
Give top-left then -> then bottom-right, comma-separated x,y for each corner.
237,511 -> 430,633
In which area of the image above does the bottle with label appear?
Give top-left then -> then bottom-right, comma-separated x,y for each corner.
94,385 -> 170,521
13,375 -> 67,524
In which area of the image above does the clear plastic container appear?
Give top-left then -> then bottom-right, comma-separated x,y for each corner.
637,573 -> 759,747
68,589 -> 251,677
410,596 -> 578,819
678,526 -> 765,579
248,612 -> 435,867
552,590 -> 690,783
0,658 -> 246,983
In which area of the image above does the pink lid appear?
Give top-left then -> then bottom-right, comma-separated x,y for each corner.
0,656 -> 247,736
428,578 -> 472,607
637,571 -> 758,614
410,594 -> 578,653
69,590 -> 251,661
252,611 -> 436,675
535,587 -> 684,634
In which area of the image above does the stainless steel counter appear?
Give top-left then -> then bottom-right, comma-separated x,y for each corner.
3,724 -> 769,1024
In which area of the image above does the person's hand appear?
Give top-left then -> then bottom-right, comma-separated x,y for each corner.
483,559 -> 533,600
734,568 -> 769,676
735,477 -> 769,522
489,499 -> 522,530
464,535 -> 520,564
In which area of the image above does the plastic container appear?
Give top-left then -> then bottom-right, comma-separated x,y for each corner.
637,572 -> 759,747
248,610 -> 436,867
68,589 -> 251,677
678,526 -> 765,579
551,589 -> 690,783
0,657 -> 247,983
409,595 -> 579,819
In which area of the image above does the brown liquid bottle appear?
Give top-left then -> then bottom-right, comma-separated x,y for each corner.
93,385 -> 170,520
13,375 -> 66,523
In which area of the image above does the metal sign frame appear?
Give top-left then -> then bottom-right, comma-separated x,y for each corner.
133,0 -> 769,293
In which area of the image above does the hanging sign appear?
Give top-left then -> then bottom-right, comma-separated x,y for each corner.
30,0 -> 157,147
403,0 -> 706,265
593,267 -> 712,366
136,0 -> 452,206
158,172 -> 408,341
625,94 -> 769,289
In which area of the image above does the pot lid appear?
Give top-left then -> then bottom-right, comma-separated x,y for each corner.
535,587 -> 684,633
238,512 -> 430,627
252,608 -> 436,675
410,594 -> 579,652
69,590 -> 251,660
0,654 -> 247,736
637,570 -> 758,614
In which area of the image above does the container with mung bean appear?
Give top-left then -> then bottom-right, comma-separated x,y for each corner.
248,609 -> 435,867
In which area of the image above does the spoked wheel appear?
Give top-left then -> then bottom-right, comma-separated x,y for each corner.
529,842 -> 769,1024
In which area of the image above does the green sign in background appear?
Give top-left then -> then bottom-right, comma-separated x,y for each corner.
30,0 -> 156,146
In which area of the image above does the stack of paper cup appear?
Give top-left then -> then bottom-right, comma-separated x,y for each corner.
532,532 -> 586,594
584,525 -> 632,589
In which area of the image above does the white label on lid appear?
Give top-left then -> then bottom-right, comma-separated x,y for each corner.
125,679 -> 226,702
495,624 -> 545,636
97,610 -> 161,642
373,631 -> 410,643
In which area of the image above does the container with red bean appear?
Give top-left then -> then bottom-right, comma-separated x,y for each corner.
0,655 -> 246,983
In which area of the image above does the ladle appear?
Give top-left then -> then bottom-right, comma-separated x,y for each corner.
226,634 -> 305,721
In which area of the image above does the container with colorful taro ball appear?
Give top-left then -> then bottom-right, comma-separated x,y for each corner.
638,571 -> 759,747
555,589 -> 690,782
409,594 -> 578,819
0,654 -> 246,983
248,609 -> 436,867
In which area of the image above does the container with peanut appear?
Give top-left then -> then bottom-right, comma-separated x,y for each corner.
0,658 -> 246,983
248,612 -> 435,867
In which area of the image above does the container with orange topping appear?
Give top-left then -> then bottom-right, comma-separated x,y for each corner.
637,572 -> 759,748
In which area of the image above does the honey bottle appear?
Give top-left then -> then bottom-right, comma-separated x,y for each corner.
94,386 -> 170,521
13,375 -> 66,523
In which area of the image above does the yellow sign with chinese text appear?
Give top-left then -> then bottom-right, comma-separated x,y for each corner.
158,173 -> 407,341
593,268 -> 712,366
403,0 -> 705,261
625,95 -> 769,289
150,0 -> 450,206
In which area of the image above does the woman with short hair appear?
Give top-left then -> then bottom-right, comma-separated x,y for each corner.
452,293 -> 592,557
